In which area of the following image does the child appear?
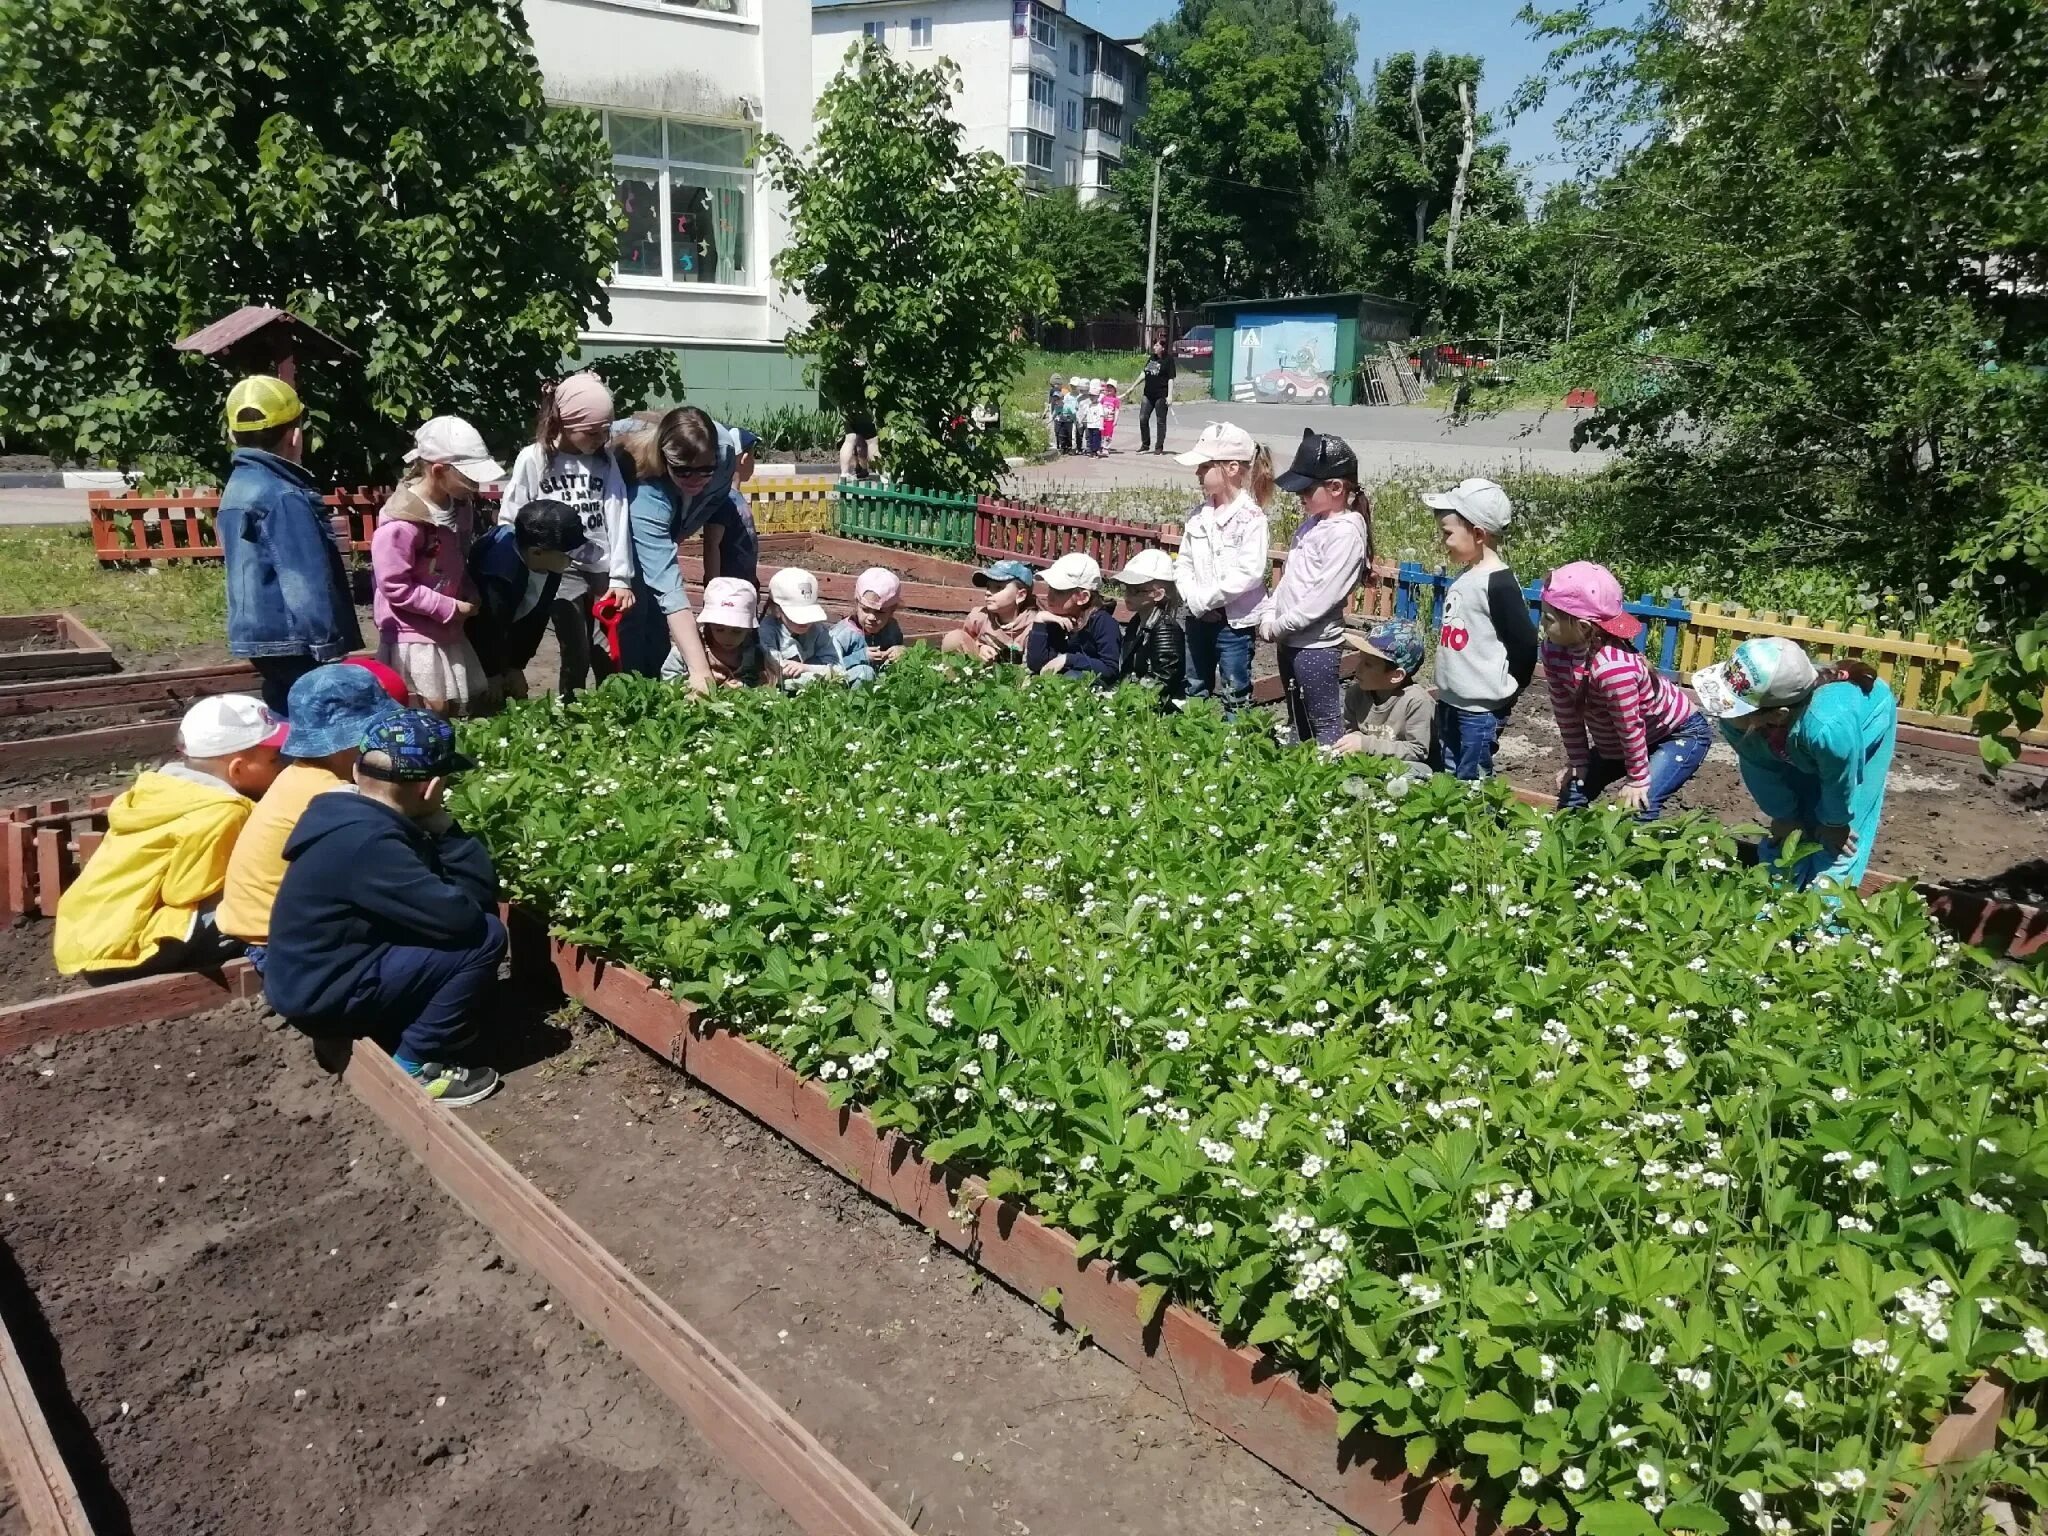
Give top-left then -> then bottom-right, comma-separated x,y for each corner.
835,568 -> 907,684
1264,430 -> 1371,747
1173,422 -> 1273,714
467,499 -> 588,707
264,710 -> 504,1106
1082,384 -> 1105,457
499,372 -> 636,697
1112,548 -> 1185,701
374,416 -> 503,717
216,376 -> 363,715
693,576 -> 768,688
1059,379 -> 1082,454
761,567 -> 868,689
706,428 -> 761,587
219,665 -> 404,959
1047,373 -> 1067,454
1423,477 -> 1538,778
54,695 -> 288,982
1027,553 -> 1121,686
1541,561 -> 1712,818
942,560 -> 1039,663
1100,380 -> 1120,452
1333,619 -> 1432,764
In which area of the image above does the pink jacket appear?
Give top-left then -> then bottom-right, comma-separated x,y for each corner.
371,488 -> 473,647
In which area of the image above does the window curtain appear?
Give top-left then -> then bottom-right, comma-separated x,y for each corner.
712,185 -> 746,284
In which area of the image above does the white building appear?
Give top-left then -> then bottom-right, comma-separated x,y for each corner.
525,0 -> 818,416
811,0 -> 1144,202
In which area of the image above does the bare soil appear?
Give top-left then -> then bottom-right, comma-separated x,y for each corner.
0,1002 -> 795,1536
465,1013 -> 1337,1536
0,919 -> 74,1007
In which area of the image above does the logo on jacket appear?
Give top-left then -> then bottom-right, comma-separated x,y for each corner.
1440,625 -> 1470,651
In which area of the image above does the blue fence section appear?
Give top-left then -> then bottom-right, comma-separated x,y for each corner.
1390,562 -> 1694,677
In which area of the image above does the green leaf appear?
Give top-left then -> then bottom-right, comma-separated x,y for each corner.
1661,1504 -> 1729,1535
1404,1434 -> 1437,1477
1137,1282 -> 1170,1327
1462,1390 -> 1523,1425
1039,1286 -> 1063,1313
1577,1500 -> 1664,1536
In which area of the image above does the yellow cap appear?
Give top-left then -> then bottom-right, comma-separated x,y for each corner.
224,375 -> 303,432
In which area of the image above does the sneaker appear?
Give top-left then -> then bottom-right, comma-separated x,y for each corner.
406,1061 -> 501,1107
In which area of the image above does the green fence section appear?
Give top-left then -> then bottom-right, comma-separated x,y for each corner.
832,481 -> 976,553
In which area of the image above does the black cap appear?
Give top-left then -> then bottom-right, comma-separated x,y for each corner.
1273,429 -> 1359,493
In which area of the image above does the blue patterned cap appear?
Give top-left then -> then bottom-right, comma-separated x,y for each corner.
357,709 -> 475,781
1345,618 -> 1425,676
974,559 -> 1036,589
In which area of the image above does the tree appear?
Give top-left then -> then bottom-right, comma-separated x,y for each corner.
0,0 -> 677,483
762,43 -> 1054,493
1020,189 -> 1143,332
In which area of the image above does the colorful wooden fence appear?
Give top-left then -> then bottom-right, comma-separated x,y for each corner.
745,476 -> 836,535
89,487 -> 390,562
2,797 -> 115,920
832,482 -> 977,552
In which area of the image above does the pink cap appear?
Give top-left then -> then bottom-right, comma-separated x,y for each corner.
699,576 -> 758,629
1543,561 -> 1642,643
855,567 -> 902,604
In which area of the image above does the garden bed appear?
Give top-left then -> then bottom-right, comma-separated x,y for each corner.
0,618 -> 113,687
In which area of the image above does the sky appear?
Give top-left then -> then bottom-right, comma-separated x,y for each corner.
1063,0 -> 1648,187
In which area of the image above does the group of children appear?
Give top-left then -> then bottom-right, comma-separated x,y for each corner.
1048,375 -> 1120,457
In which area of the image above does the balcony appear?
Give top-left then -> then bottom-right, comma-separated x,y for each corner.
1023,100 -> 1056,137
1086,68 -> 1125,106
1012,33 -> 1056,76
1082,125 -> 1120,158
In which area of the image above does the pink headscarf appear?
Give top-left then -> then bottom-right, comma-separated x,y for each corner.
553,372 -> 614,436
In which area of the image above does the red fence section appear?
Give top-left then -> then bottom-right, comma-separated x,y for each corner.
87,487 -> 399,563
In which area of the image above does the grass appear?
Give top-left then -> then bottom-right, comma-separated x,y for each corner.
0,526 -> 227,658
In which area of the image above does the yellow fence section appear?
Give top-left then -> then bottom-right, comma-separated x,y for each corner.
748,476 -> 836,534
1677,602 -> 2047,743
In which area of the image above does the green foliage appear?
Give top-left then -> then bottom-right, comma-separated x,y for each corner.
727,406 -> 845,461
761,43 -> 1055,496
0,0 -> 678,484
1021,189 -> 1144,331
0,527 -> 225,657
1945,476 -> 2048,770
458,658 -> 2048,1536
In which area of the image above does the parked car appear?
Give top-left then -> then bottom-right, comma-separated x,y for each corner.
1254,367 -> 1330,402
1173,325 -> 1215,365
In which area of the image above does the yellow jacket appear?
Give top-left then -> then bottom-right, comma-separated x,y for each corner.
53,766 -> 252,974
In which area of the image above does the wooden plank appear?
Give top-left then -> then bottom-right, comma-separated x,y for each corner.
340,1043 -> 916,1536
31,831 -> 60,921
0,721 -> 178,774
0,661 -> 258,719
0,1258 -> 95,1536
0,963 -> 256,1061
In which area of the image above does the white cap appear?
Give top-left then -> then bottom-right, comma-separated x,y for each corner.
1089,378 -> 1103,391
1175,422 -> 1258,466
1041,552 -> 1102,592
404,415 -> 505,487
179,693 -> 288,758
1421,477 -> 1513,534
768,566 -> 828,625
1069,375 -> 1086,387
699,576 -> 758,629
1114,548 -> 1176,586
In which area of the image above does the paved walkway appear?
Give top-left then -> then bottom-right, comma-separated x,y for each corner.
0,488 -> 89,526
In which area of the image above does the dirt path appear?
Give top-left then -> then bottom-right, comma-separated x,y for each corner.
0,1002 -> 794,1536
467,1015 -> 1336,1536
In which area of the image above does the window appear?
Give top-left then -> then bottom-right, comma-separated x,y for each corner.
909,15 -> 931,46
1063,98 -> 1078,132
606,112 -> 753,288
1069,40 -> 1081,73
1013,0 -> 1054,47
1007,130 -> 1053,171
861,18 -> 881,40
1028,73 -> 1054,109
1084,100 -> 1122,137
1061,159 -> 1076,186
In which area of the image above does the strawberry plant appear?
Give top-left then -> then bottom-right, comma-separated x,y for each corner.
455,656 -> 2048,1536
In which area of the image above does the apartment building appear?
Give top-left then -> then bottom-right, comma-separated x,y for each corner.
811,0 -> 1145,202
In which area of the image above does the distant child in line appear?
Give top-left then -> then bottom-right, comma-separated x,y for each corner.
1174,423 -> 1273,715
1058,378 -> 1082,455
373,416 -> 503,717
499,372 -> 635,698
219,664 -> 404,960
1112,548 -> 1186,702
1542,561 -> 1712,818
1027,553 -> 1121,686
1047,373 -> 1067,455
467,499 -> 588,709
216,376 -> 363,716
693,577 -> 768,689
836,568 -> 907,684
1100,380 -> 1121,452
54,695 -> 288,983
1081,380 -> 1105,457
1423,477 -> 1538,778
1333,619 -> 1432,765
1263,430 -> 1371,748
706,428 -> 761,588
761,568 -> 868,689
264,710 -> 504,1107
943,560 -> 1039,664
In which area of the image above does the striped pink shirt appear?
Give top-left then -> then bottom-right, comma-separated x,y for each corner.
1543,641 -> 1698,783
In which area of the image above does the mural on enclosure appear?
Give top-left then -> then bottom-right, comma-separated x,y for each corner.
1230,314 -> 1338,406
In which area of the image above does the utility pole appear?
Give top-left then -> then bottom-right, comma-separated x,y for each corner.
1143,143 -> 1178,345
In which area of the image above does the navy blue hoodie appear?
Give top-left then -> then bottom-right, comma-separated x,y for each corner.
263,792 -> 498,1025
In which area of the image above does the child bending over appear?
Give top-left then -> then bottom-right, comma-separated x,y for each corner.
1334,619 -> 1432,764
467,499 -> 588,708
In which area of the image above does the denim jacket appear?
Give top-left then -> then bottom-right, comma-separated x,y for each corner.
218,450 -> 362,661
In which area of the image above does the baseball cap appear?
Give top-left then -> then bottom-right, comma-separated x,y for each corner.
1344,618 -> 1425,676
974,559 -> 1036,589
180,694 -> 289,759
699,576 -> 759,629
1069,375 -> 1086,387
356,709 -> 475,782
855,567 -> 902,605
404,415 -> 505,487
224,375 -> 303,433
1113,548 -> 1176,586
768,567 -> 828,626
283,665 -> 403,759
1422,477 -> 1513,534
1041,552 -> 1102,592
1692,636 -> 1820,720
1543,561 -> 1642,643
1274,430 -> 1360,494
1175,422 -> 1258,467
737,428 -> 761,454
339,656 -> 411,705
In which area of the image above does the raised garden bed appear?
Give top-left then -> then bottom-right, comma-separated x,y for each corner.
0,619 -> 112,687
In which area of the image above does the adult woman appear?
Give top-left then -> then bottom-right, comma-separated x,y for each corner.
615,406 -> 739,690
1172,422 -> 1272,714
1261,430 -> 1370,747
1692,636 -> 1899,890
1137,340 -> 1175,454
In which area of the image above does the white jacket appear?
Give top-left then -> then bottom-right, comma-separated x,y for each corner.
498,444 -> 634,587
1174,490 -> 1269,628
